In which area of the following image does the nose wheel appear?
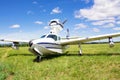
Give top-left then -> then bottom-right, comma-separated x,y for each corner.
33,56 -> 42,62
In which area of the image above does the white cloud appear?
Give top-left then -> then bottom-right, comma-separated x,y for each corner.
92,19 -> 115,26
32,1 -> 38,4
117,16 -> 120,20
85,0 -> 90,3
43,9 -> 46,12
0,32 -> 36,40
74,0 -> 120,30
113,27 -> 120,30
102,23 -> 115,28
27,10 -> 34,15
116,21 -> 120,24
74,0 -> 120,20
81,0 -> 90,4
51,7 -> 62,14
44,26 -> 49,29
10,24 -> 20,28
34,21 -> 43,25
74,23 -> 87,30
93,28 -> 100,32
0,30 -> 49,40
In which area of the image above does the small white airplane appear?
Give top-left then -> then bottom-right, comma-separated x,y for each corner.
1,19 -> 120,62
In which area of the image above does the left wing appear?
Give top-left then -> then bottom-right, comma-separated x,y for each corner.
0,39 -> 30,43
60,32 -> 120,45
0,39 -> 30,49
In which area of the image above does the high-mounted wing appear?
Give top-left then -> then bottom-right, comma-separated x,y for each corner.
60,32 -> 120,45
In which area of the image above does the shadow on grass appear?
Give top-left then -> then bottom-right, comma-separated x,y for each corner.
7,53 -> 33,57
7,51 -> 120,61
83,53 -> 120,56
66,51 -> 120,56
42,51 -> 120,60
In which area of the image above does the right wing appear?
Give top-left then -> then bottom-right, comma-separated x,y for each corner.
60,32 -> 120,45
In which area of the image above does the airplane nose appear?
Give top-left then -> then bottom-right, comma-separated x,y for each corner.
29,40 -> 33,47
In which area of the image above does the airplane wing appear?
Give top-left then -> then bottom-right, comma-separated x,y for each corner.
0,39 -> 30,49
0,39 -> 30,43
60,32 -> 120,45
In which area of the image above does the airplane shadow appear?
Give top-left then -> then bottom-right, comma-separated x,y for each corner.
66,51 -> 120,56
7,51 -> 120,61
42,51 -> 120,60
7,53 -> 33,57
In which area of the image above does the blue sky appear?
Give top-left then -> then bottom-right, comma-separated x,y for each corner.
0,0 -> 120,40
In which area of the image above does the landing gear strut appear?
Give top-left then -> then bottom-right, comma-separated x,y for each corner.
78,43 -> 82,55
33,56 -> 42,62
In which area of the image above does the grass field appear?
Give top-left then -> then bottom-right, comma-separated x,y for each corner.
0,43 -> 120,80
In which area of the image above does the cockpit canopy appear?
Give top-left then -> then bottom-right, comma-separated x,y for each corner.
41,34 -> 60,41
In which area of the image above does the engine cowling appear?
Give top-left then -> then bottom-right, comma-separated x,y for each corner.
29,39 -> 35,47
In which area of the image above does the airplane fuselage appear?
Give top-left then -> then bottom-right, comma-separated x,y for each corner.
29,34 -> 63,56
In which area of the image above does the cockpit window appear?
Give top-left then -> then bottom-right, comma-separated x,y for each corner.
41,35 -> 46,38
40,34 -> 60,41
47,35 -> 57,41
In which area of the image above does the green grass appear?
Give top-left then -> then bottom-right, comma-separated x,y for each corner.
0,43 -> 120,80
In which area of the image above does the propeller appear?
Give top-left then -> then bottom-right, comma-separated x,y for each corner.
62,19 -> 67,25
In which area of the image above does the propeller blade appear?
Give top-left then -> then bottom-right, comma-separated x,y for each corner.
62,19 -> 67,24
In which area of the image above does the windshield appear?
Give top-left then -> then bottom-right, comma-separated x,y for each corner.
40,34 -> 60,41
40,35 -> 46,38
47,34 -> 57,41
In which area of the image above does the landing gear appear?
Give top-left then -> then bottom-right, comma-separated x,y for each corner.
78,44 -> 82,55
33,56 -> 42,62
